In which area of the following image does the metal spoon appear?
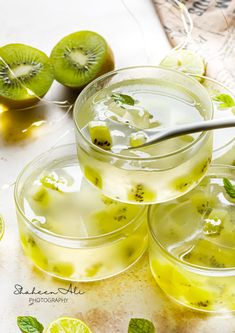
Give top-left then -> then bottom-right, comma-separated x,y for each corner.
128,117 -> 235,149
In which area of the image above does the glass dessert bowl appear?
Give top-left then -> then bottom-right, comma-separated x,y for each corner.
189,74 -> 235,162
149,165 -> 235,312
214,139 -> 235,167
74,66 -> 213,204
14,144 -> 148,281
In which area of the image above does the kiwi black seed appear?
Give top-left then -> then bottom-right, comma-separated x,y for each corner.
128,183 -> 156,202
50,31 -> 115,89
0,44 -> 54,108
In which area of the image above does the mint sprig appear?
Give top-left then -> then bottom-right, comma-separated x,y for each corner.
128,318 -> 155,333
112,93 -> 135,106
17,316 -> 44,333
213,94 -> 235,109
223,178 -> 235,199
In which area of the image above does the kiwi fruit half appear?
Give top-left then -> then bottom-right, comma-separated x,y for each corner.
0,44 -> 54,108
50,31 -> 115,89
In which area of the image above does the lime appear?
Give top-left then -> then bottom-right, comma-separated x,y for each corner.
160,49 -> 206,77
46,317 -> 92,333
0,216 -> 4,240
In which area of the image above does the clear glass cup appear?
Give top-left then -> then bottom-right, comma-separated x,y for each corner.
214,139 -> 235,166
74,66 -> 213,204
0,215 -> 4,241
14,144 -> 148,282
189,74 -> 235,160
148,164 -> 235,312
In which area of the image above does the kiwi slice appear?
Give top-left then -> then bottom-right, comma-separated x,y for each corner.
191,192 -> 216,215
150,259 -> 174,290
128,183 -> 156,203
90,204 -> 138,234
120,235 -> 146,265
20,234 -> 48,270
183,283 -> 214,310
192,157 -> 211,178
130,131 -> 147,147
88,120 -> 112,150
32,185 -> 49,204
171,158 -> 211,193
50,31 -> 114,88
171,175 -> 193,192
101,195 -> 116,205
184,238 -> 235,268
84,165 -> 102,189
0,44 -> 54,108
51,262 -> 74,278
85,263 -> 102,277
40,172 -> 67,192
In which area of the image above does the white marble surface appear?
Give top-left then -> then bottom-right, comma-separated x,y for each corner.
1,0 -> 235,332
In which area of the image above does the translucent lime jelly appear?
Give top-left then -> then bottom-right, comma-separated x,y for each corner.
15,145 -> 147,281
149,165 -> 235,312
74,67 -> 213,204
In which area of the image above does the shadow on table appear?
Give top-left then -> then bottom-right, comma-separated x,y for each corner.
0,79 -> 82,146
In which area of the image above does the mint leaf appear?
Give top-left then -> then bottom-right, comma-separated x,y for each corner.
223,178 -> 235,199
112,93 -> 135,106
128,318 -> 155,333
17,316 -> 44,333
213,94 -> 235,109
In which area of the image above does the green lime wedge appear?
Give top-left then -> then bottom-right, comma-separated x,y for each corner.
160,49 -> 206,77
45,317 -> 92,333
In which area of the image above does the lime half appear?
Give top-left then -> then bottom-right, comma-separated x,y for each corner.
0,216 -> 4,240
46,317 -> 92,333
160,49 -> 206,77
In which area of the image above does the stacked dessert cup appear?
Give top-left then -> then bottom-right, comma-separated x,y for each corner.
15,67 -> 235,313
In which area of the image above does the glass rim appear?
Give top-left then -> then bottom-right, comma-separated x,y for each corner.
14,143 -> 147,245
148,164 -> 235,274
213,137 -> 235,155
189,73 -> 235,155
73,65 -> 214,161
0,215 -> 4,241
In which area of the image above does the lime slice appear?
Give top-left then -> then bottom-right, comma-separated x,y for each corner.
46,317 -> 92,333
160,49 -> 206,77
0,216 -> 4,240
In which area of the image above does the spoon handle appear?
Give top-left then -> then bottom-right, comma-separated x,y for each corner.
145,117 -> 235,147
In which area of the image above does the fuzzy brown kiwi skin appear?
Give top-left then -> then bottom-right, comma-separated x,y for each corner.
96,46 -> 115,79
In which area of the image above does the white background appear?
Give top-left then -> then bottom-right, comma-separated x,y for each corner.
1,0 -> 235,332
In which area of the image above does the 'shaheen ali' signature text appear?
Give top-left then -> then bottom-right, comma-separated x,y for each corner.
13,283 -> 85,296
